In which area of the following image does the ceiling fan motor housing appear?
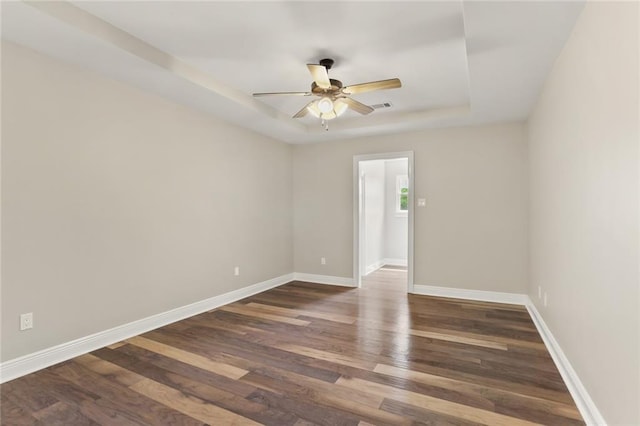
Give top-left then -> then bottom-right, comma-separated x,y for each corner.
311,79 -> 343,95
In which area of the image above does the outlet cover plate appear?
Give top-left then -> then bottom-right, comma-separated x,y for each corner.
20,313 -> 33,330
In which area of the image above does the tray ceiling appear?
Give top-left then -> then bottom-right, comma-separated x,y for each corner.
1,1 -> 584,143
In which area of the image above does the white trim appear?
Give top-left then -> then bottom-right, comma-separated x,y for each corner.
525,297 -> 606,426
410,284 -> 604,425
1,274 -> 604,425
365,260 -> 385,275
382,258 -> 408,267
395,174 -> 409,214
412,284 -> 529,305
407,154 -> 414,292
353,151 -> 414,293
0,273 -> 294,383
293,273 -> 356,288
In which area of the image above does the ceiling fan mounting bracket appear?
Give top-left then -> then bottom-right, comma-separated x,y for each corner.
319,58 -> 334,70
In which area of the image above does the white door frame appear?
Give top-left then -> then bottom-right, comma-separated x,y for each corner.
353,151 -> 414,292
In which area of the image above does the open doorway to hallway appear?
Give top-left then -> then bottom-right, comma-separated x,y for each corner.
353,152 -> 414,292
361,265 -> 408,292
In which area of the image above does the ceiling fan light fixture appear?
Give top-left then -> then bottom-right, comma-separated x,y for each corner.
334,99 -> 348,116
307,98 -> 348,121
317,97 -> 334,113
307,101 -> 321,118
321,110 -> 337,120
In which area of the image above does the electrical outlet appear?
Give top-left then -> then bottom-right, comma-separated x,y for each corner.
321,257 -> 326,265
538,286 -> 542,299
543,292 -> 548,307
20,313 -> 33,331
234,266 -> 240,276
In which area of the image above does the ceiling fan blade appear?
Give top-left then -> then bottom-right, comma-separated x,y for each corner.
307,64 -> 331,89
293,101 -> 315,118
253,91 -> 312,97
343,78 -> 402,95
341,97 -> 374,115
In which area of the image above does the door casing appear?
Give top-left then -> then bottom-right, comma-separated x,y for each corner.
353,151 -> 414,292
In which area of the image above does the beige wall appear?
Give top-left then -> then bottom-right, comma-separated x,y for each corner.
527,2 -> 639,424
293,123 -> 529,294
1,42 -> 293,361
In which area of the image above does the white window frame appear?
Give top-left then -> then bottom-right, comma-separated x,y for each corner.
396,174 -> 409,216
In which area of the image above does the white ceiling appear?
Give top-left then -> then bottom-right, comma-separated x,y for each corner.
1,1 -> 584,144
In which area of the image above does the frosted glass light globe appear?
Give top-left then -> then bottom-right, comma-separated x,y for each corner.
317,98 -> 334,113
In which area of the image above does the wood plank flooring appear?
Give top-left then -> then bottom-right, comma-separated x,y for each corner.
1,267 -> 584,425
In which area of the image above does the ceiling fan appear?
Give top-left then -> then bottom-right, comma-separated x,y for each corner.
253,58 -> 401,128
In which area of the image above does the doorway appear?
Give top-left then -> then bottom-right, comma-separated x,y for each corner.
353,152 -> 414,292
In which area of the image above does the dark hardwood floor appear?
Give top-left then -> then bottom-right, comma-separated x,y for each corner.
1,267 -> 584,425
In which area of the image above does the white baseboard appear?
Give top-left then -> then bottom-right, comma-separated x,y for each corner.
365,260 -> 385,275
412,284 -> 529,305
1,276 -> 603,425
293,272 -> 356,287
413,285 -> 607,426
411,284 -> 604,425
382,258 -> 408,267
0,273 -> 294,383
525,297 -> 606,426
364,258 -> 408,276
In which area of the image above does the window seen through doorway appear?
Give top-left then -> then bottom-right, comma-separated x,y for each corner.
396,174 -> 408,215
